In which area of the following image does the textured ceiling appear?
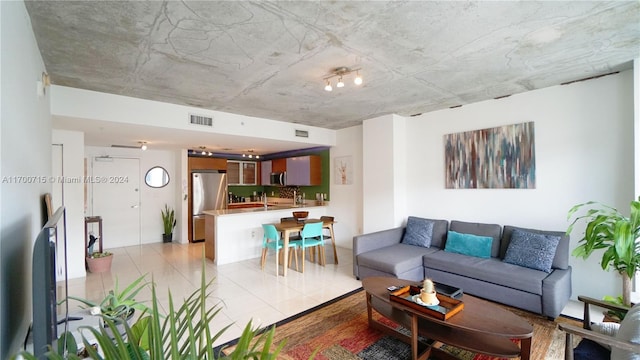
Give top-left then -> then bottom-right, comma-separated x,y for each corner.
26,1 -> 640,131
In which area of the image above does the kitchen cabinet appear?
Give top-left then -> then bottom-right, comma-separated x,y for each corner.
272,158 -> 286,173
260,160 -> 272,185
285,155 -> 321,186
227,161 -> 257,185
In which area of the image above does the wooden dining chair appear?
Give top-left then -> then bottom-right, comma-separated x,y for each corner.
290,221 -> 325,273
280,217 -> 301,240
320,216 -> 338,264
261,224 -> 298,276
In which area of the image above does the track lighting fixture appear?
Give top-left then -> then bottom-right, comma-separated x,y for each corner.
242,149 -> 259,159
139,141 -> 147,151
323,67 -> 363,91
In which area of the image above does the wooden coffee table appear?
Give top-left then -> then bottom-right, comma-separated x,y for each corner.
362,277 -> 533,360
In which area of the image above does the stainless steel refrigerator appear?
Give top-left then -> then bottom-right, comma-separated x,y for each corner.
192,171 -> 227,242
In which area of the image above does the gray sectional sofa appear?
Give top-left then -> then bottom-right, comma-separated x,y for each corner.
353,217 -> 572,318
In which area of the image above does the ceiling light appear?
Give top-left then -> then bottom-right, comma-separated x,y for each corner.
242,149 -> 259,159
139,141 -> 147,151
322,66 -> 362,91
354,71 -> 363,85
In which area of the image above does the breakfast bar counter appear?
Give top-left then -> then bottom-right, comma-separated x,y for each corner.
202,201 -> 329,265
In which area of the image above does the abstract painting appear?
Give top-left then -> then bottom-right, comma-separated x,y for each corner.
444,122 -> 536,189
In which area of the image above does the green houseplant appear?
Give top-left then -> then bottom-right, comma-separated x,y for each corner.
161,204 -> 176,243
12,256 -> 284,359
67,274 -> 151,326
566,197 -> 640,306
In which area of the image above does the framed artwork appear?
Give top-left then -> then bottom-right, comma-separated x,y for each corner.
334,156 -> 353,185
444,122 -> 536,189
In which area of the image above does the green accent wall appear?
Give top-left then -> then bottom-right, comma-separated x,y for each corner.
228,149 -> 330,201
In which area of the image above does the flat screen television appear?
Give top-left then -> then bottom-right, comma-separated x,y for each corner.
31,206 -> 69,358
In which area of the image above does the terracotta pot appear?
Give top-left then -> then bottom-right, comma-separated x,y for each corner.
86,254 -> 113,273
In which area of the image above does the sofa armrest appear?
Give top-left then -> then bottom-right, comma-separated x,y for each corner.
353,227 -> 405,278
353,227 -> 405,256
542,267 -> 572,319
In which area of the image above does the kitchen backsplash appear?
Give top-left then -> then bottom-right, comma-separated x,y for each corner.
279,186 -> 301,199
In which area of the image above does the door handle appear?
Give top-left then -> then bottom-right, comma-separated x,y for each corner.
131,204 -> 139,208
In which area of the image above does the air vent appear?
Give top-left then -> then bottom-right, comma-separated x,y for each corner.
189,113 -> 213,127
295,129 -> 309,138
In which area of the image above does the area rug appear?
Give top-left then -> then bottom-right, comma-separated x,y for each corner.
216,288 -> 581,359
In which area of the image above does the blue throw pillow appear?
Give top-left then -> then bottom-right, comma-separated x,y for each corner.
444,231 -> 493,258
503,229 -> 560,273
401,217 -> 434,248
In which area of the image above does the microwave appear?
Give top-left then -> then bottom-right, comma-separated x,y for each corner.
270,172 -> 286,186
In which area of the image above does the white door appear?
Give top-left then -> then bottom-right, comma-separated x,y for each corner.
92,157 -> 141,249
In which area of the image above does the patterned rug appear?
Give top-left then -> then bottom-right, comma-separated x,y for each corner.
216,288 -> 581,359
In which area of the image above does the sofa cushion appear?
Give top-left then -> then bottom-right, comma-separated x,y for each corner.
357,243 -> 438,276
611,303 -> 640,360
503,229 -> 560,273
423,250 -> 547,295
444,231 -> 492,258
402,216 -> 434,247
449,220 -> 502,257
501,225 -> 570,270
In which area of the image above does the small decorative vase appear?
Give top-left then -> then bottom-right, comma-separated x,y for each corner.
420,289 -> 438,305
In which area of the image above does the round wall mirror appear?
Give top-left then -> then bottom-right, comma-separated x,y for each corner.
145,166 -> 170,188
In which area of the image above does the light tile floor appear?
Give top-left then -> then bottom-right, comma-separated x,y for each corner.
61,242 -> 362,347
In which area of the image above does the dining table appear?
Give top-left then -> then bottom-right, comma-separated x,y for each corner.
272,218 -> 336,276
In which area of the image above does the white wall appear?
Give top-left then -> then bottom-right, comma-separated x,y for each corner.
362,114 -> 409,233
51,130 -> 86,279
0,1 -> 52,357
51,86 -> 336,147
84,146 -> 178,245
403,71 -> 634,301
329,125 -> 363,248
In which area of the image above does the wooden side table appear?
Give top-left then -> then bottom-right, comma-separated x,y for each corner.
84,216 -> 103,256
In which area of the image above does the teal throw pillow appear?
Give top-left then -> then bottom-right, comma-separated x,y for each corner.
444,231 -> 493,258
401,216 -> 434,248
503,229 -> 560,273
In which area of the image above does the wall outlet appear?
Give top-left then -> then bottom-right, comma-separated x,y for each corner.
251,230 -> 255,238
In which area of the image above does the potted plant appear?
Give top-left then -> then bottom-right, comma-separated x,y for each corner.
12,257 -> 284,359
566,197 -> 640,307
85,251 -> 113,273
66,274 -> 152,336
161,204 -> 176,243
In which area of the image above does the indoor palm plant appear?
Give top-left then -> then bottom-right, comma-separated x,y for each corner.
161,204 -> 176,243
566,197 -> 640,307
13,256 -> 285,359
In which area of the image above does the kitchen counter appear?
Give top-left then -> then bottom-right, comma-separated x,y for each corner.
202,201 -> 329,265
206,200 -> 329,216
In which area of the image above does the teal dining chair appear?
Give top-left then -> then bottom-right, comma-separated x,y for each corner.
290,221 -> 325,273
261,224 -> 298,276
